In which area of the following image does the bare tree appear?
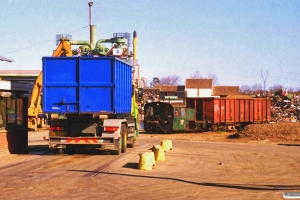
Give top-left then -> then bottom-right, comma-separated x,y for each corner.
250,83 -> 263,95
142,78 -> 148,88
293,87 -> 300,95
150,77 -> 161,88
207,71 -> 218,85
190,71 -> 202,78
190,71 -> 218,85
160,75 -> 180,85
239,85 -> 251,94
268,84 -> 284,94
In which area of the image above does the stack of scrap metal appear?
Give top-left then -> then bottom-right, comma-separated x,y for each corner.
271,91 -> 300,122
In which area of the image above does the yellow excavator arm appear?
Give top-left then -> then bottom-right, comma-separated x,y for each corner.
28,72 -> 42,115
28,39 -> 72,130
52,39 -> 72,57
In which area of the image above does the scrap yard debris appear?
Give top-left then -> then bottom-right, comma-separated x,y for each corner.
137,87 -> 300,142
270,88 -> 300,122
237,88 -> 300,142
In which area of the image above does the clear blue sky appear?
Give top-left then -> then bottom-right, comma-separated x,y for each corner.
0,0 -> 299,90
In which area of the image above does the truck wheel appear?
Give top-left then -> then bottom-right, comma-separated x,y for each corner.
127,136 -> 135,148
111,124 -> 127,155
38,118 -> 45,128
111,139 -> 121,155
31,118 -> 37,131
52,149 -> 59,154
59,149 -> 65,154
121,124 -> 127,153
33,123 -> 37,131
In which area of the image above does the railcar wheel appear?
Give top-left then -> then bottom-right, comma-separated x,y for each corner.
162,124 -> 173,133
212,125 -> 218,132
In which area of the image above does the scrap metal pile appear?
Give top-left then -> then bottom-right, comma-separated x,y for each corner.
270,89 -> 300,122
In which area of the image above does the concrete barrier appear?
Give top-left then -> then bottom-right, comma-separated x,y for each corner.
161,140 -> 172,152
138,151 -> 155,170
152,145 -> 165,161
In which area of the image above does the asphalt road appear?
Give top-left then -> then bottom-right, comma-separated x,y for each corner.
0,129 -> 299,200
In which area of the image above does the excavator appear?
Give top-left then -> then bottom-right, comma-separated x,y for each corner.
28,39 -> 73,131
28,73 -> 44,131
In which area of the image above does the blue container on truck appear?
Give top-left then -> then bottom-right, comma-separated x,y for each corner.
42,57 -> 137,155
43,57 -> 132,114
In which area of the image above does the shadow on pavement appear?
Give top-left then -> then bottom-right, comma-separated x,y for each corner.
67,170 -> 300,191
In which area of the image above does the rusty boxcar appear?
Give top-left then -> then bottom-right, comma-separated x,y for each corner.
143,97 -> 271,133
186,97 -> 271,131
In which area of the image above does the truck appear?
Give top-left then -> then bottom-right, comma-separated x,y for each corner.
41,2 -> 140,154
42,56 -> 139,154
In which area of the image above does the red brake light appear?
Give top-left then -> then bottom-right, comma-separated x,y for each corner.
50,126 -> 64,131
104,127 -> 118,132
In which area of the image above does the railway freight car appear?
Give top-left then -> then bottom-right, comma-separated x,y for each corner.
143,97 -> 271,133
187,97 -> 271,131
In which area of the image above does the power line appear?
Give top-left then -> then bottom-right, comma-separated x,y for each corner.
1,25 -> 89,56
261,70 -> 268,91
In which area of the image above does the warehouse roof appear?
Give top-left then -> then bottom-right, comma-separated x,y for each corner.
185,79 -> 212,88
213,86 -> 240,96
154,85 -> 185,92
0,70 -> 41,77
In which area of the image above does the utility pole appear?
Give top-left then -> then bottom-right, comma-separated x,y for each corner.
261,70 -> 268,91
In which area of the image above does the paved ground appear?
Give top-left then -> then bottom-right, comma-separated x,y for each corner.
0,127 -> 299,199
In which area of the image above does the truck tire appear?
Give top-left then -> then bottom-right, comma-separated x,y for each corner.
38,118 -> 44,128
33,123 -> 37,131
127,136 -> 135,148
111,139 -> 121,155
121,124 -> 127,153
30,118 -> 37,131
111,124 -> 127,155
52,149 -> 59,154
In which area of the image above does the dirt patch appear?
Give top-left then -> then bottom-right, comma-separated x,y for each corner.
233,122 -> 300,142
143,122 -> 300,144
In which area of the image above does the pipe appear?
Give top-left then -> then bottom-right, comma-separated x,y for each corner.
133,30 -> 137,63
70,40 -> 91,47
88,2 -> 93,25
95,39 -> 114,47
88,2 -> 95,50
90,25 -> 96,50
